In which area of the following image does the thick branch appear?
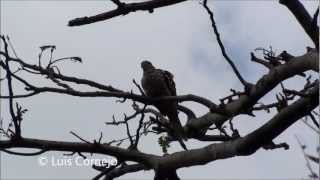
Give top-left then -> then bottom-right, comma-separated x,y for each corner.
194,135 -> 233,142
68,0 -> 186,26
187,50 -> 318,132
103,164 -> 149,180
0,138 -> 158,168
160,85 -> 318,169
280,0 -> 319,49
236,85 -> 319,155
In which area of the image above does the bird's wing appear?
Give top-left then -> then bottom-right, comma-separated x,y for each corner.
141,74 -> 148,95
160,69 -> 176,96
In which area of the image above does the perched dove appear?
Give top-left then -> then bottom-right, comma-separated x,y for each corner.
140,60 -> 187,150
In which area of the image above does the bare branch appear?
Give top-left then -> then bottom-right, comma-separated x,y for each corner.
124,114 -> 134,147
68,0 -> 187,26
110,0 -> 125,7
0,70 -> 317,178
70,131 -> 91,144
0,43 -> 217,109
306,154 -> 320,164
251,52 -> 273,69
1,148 -> 47,156
3,55 -> 122,92
193,135 -> 233,142
0,35 -> 21,138
132,105 -> 147,149
0,92 -> 39,99
133,79 -> 145,96
103,163 -> 149,180
295,135 -> 319,178
0,137 -> 159,167
159,85 -> 318,170
280,0 -> 319,49
302,117 -> 320,134
202,0 -> 248,88
187,50 -> 318,133
177,105 -> 196,120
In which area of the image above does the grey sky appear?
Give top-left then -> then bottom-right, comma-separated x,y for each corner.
0,0 -> 318,179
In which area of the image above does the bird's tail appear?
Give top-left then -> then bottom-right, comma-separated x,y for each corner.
168,113 -> 188,151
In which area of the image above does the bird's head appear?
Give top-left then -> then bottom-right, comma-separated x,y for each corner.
141,60 -> 155,72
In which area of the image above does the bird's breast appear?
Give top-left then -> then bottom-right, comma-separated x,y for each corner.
141,72 -> 169,97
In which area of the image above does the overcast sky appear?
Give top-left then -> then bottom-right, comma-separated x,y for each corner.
0,0 -> 319,179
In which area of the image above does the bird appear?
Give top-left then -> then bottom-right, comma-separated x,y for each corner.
140,60 -> 187,150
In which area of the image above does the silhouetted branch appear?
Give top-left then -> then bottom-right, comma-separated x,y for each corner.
280,0 -> 319,49
177,105 -> 196,120
308,113 -> 319,128
70,131 -> 91,144
0,35 -> 21,138
295,135 -> 319,178
251,52 -> 273,69
302,117 -> 320,134
102,163 -> 149,180
132,105 -> 147,149
0,56 -> 216,110
0,137 -> 159,167
187,50 -> 318,133
68,0 -> 187,26
193,134 -> 233,142
1,148 -> 47,156
202,0 -> 249,88
306,154 -> 319,164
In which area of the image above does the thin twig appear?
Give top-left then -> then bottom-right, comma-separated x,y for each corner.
0,35 -> 21,137
202,0 -> 247,87
70,131 -> 91,144
295,135 -> 319,178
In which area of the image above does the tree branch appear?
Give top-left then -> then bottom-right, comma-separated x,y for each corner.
0,36 -> 21,138
279,0 -> 319,49
68,0 -> 187,26
159,84 -> 318,169
187,50 -> 318,132
0,137 -> 159,168
102,164 -> 149,180
0,53 -> 216,109
202,0 -> 248,88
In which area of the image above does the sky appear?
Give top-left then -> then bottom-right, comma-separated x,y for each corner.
0,0 -> 319,179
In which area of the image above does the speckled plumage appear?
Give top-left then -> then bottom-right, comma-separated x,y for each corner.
141,61 -> 187,150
